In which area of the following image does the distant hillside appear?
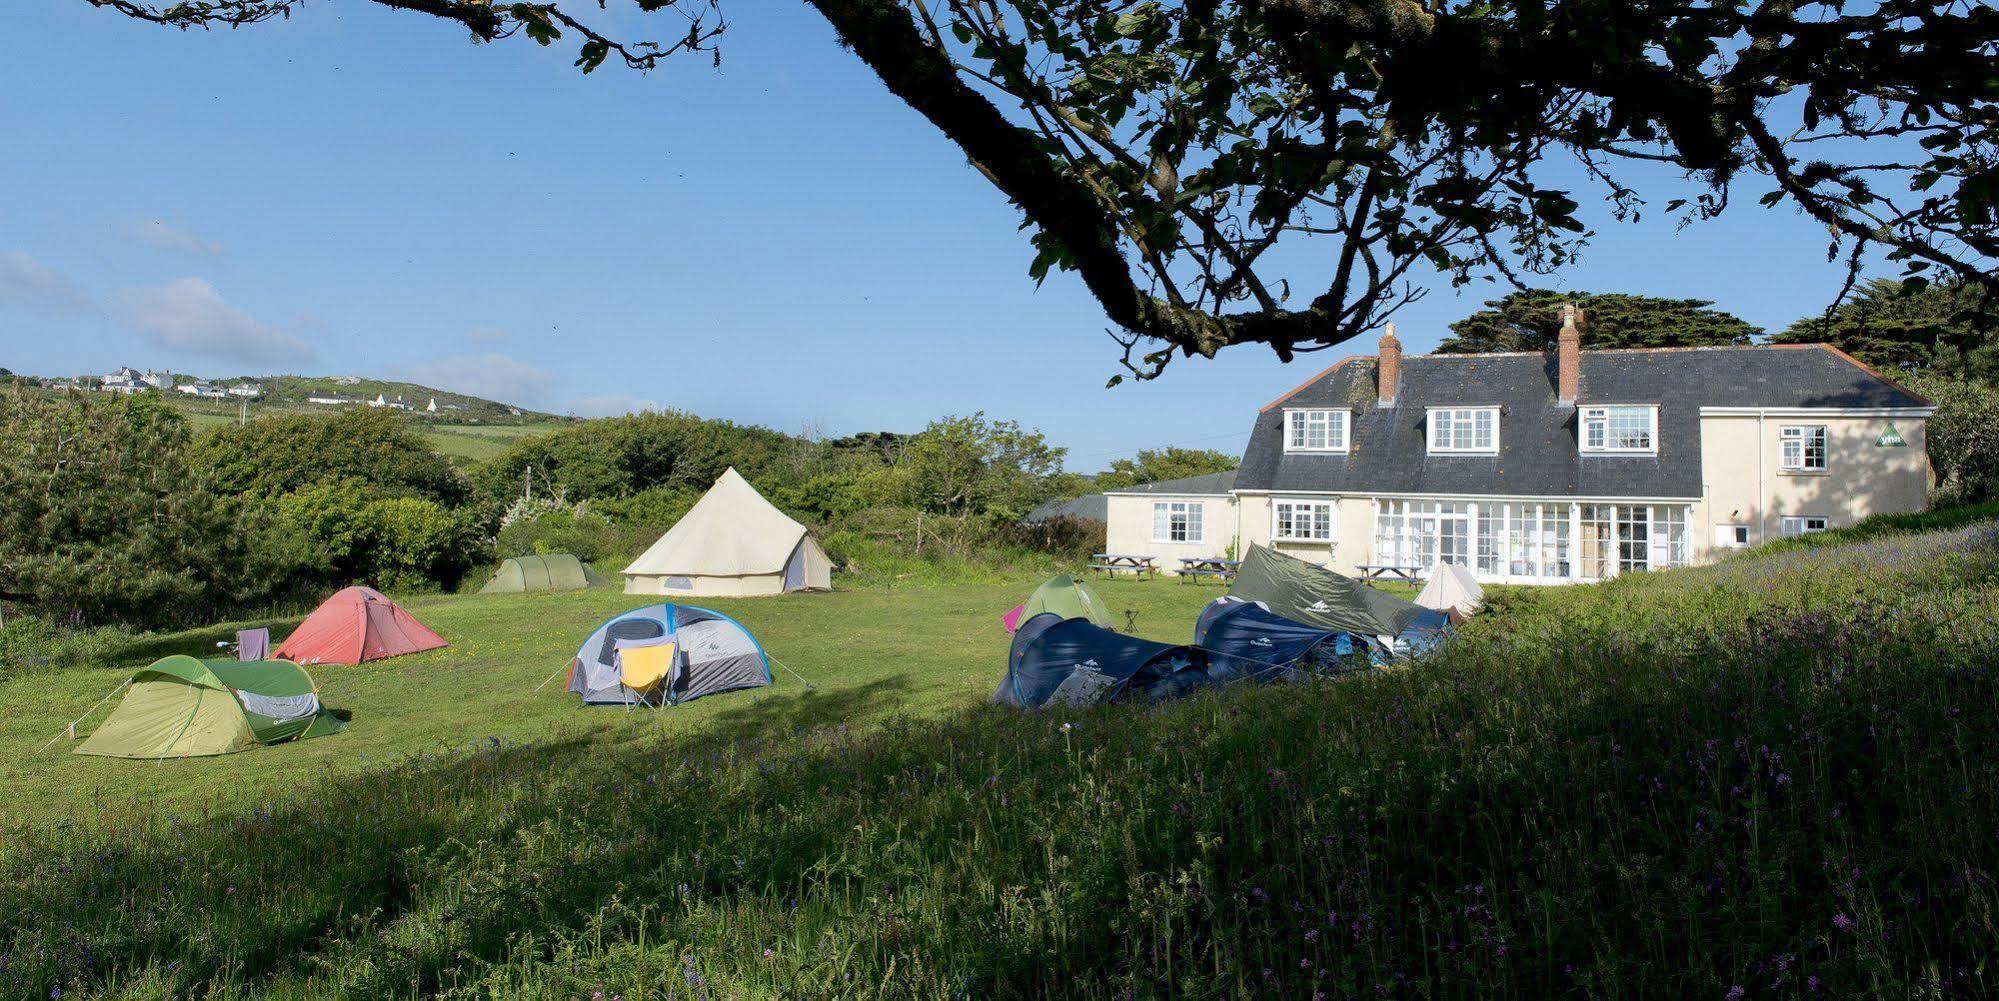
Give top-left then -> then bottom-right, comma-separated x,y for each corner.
226,374 -> 561,423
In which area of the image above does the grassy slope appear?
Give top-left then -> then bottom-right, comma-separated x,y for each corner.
4,527 -> 1998,997
0,577 -> 1216,825
174,408 -> 561,462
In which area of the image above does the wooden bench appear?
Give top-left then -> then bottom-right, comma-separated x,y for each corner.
1355,563 -> 1425,585
1090,553 -> 1158,578
1176,557 -> 1241,583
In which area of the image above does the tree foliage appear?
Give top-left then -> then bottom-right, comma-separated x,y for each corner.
0,391 -> 314,628
1095,446 -> 1238,491
1904,372 -> 1999,503
1436,289 -> 1760,353
88,0 -> 1999,378
192,407 -> 469,504
1770,277 -> 1998,378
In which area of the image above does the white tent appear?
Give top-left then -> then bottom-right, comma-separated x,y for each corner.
622,468 -> 834,597
1414,562 -> 1484,620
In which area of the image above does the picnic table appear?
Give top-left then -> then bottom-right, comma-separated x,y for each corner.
1089,553 -> 1158,578
1176,557 -> 1241,583
1355,563 -> 1425,585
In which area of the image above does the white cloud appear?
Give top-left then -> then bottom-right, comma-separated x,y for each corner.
463,326 -> 508,345
566,394 -> 663,418
404,352 -> 556,407
124,218 -> 224,259
118,277 -> 314,366
0,250 -> 89,309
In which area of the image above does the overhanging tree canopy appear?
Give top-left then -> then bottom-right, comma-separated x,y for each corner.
92,0 -> 1999,377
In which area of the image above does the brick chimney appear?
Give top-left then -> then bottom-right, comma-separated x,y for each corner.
1556,304 -> 1582,406
1377,323 -> 1402,407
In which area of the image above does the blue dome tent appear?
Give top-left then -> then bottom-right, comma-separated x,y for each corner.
995,613 -> 1224,710
1192,597 -> 1377,678
565,604 -> 771,707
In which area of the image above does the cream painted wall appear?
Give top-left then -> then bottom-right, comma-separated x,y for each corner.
1698,413 -> 1930,555
1232,494 -> 1373,573
1104,493 -> 1236,568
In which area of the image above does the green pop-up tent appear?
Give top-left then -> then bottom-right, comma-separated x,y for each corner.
481,553 -> 603,594
76,656 -> 345,759
1228,544 -> 1431,639
1002,573 -> 1116,633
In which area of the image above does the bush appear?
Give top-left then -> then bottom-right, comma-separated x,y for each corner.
273,481 -> 480,592
0,391 -> 318,629
1904,372 -> 1999,501
0,614 -> 131,683
191,407 -> 469,504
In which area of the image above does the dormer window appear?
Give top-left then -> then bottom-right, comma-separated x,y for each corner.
1284,408 -> 1349,453
1427,407 -> 1499,454
1580,405 -> 1658,454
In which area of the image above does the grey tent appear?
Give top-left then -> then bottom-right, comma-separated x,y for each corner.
482,553 -> 602,594
1229,544 -> 1432,639
565,603 -> 772,706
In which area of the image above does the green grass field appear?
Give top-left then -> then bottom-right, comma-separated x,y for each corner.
5,526 -> 1999,997
0,576 -> 1217,825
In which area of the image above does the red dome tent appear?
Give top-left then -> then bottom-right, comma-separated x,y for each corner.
276,586 -> 448,665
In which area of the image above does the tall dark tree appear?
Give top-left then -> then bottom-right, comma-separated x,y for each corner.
89,1 -> 1999,377
1437,290 -> 1759,353
1770,277 -> 1996,378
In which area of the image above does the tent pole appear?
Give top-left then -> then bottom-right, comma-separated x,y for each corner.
767,654 -> 817,690
38,679 -> 131,754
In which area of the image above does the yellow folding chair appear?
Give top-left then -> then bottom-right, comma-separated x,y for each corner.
616,640 -> 677,710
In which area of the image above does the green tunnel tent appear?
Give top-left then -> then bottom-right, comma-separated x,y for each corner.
1228,544 -> 1436,640
76,656 -> 345,759
1002,573 -> 1116,633
481,553 -> 603,594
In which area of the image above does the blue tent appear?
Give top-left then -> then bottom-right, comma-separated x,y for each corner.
995,613 -> 1223,710
1394,608 -> 1454,659
565,604 -> 772,706
1192,597 -> 1377,678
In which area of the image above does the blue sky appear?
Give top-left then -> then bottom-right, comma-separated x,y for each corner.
2,2 -> 1876,469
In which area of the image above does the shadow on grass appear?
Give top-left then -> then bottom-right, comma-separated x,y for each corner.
705,673 -> 917,741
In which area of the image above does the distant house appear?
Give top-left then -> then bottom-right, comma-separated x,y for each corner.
227,382 -> 262,398
100,367 -> 141,394
139,369 -> 172,390
177,380 -> 226,399
425,397 -> 437,413
306,392 -> 356,406
368,393 -> 415,411
1103,310 -> 1933,583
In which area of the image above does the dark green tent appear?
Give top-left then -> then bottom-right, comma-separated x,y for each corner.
76,656 -> 345,759
1228,544 -> 1430,639
481,553 -> 603,594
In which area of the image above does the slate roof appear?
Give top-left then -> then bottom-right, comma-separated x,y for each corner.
1024,493 -> 1108,524
1235,344 -> 1927,500
1023,471 -> 1239,524
1106,470 -> 1239,496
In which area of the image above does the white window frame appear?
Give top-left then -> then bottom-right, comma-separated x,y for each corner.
1283,408 -> 1350,453
1151,501 -> 1204,544
1426,407 -> 1500,455
1779,425 -> 1829,473
1272,500 -> 1337,542
1713,524 -> 1751,549
1780,515 -> 1829,538
1580,405 -> 1660,455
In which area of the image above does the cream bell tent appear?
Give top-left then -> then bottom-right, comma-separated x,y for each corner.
623,468 -> 833,597
1414,561 -> 1485,621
